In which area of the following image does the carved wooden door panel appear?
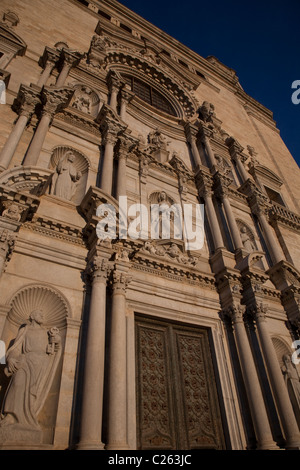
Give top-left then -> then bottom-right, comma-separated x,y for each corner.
135,316 -> 226,450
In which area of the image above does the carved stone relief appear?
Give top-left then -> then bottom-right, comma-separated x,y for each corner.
71,84 -> 101,117
0,285 -> 68,445
49,146 -> 89,204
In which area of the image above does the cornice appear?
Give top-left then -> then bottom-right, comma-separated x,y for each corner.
22,216 -> 86,247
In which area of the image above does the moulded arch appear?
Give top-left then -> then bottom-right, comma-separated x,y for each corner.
6,282 -> 71,330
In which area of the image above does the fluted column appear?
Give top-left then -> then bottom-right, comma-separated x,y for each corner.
0,85 -> 40,170
106,260 -> 131,450
227,305 -> 277,449
252,303 -> 300,449
55,49 -> 82,87
198,174 -> 224,250
37,47 -> 59,88
77,255 -> 111,450
199,126 -> 217,168
23,86 -> 74,166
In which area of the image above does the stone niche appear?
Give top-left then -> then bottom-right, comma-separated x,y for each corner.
48,146 -> 90,205
70,84 -> 102,118
0,284 -> 69,448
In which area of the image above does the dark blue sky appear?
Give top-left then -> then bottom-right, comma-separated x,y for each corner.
118,0 -> 300,168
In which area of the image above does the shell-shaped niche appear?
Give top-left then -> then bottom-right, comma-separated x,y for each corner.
49,146 -> 90,205
8,284 -> 69,330
70,84 -> 102,118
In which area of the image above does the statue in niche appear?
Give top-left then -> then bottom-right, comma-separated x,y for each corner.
282,354 -> 300,418
240,226 -> 256,253
72,86 -> 93,114
51,150 -> 82,201
150,191 -> 182,240
0,310 -> 61,433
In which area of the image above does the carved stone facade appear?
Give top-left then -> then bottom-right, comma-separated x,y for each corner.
0,0 -> 300,451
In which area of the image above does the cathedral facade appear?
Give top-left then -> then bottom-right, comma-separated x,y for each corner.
0,0 -> 300,450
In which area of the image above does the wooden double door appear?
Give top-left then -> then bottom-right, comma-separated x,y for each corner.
135,316 -> 226,450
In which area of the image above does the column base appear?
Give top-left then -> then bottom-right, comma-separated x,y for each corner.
285,438 -> 300,450
105,442 -> 130,450
257,440 -> 279,450
76,440 -> 105,450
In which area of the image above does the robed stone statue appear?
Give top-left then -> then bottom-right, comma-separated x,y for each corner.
0,310 -> 61,441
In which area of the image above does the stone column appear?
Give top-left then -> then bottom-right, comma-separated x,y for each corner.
198,174 -> 224,250
199,126 -> 217,168
23,86 -> 74,166
107,71 -> 122,112
100,124 -> 119,195
115,135 -> 136,199
215,174 -> 243,251
227,305 -> 277,449
37,47 -> 59,88
119,87 -> 135,122
0,85 -> 41,170
184,122 -> 202,169
253,203 -> 283,265
106,261 -> 131,450
77,255 -> 111,450
226,137 -> 249,183
252,303 -> 300,449
55,49 -> 82,88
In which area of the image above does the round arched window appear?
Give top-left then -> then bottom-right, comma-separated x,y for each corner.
123,75 -> 177,117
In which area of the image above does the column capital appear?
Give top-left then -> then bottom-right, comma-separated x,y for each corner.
225,136 -> 245,159
119,85 -> 135,104
13,84 -> 41,118
107,70 -> 123,93
249,302 -> 268,322
97,104 -> 127,143
213,171 -> 232,199
195,171 -> 213,198
89,255 -> 113,283
60,48 -> 83,70
116,133 -> 138,160
41,85 -> 74,117
199,123 -> 214,141
224,303 -> 246,324
184,120 -> 199,143
111,268 -> 132,294
38,46 -> 60,70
